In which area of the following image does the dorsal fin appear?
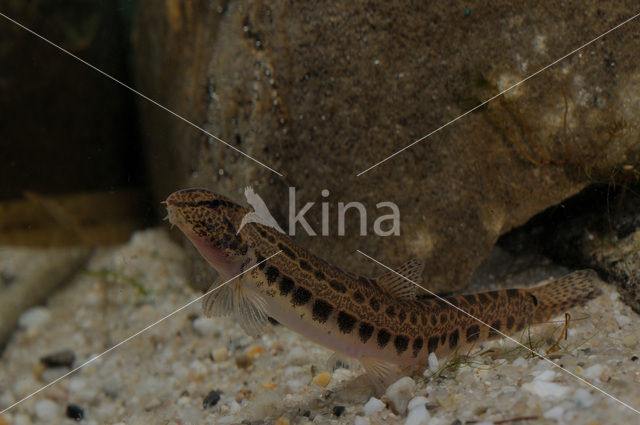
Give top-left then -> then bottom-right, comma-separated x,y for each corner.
375,259 -> 423,300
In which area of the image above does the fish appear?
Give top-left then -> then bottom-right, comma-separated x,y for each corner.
165,188 -> 602,388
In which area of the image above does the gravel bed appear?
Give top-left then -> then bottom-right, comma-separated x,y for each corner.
1,228 -> 638,425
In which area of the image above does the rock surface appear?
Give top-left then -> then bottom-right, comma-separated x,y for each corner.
134,1 -> 640,293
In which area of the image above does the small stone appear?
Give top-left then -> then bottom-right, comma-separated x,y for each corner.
522,380 -> 570,398
543,405 -> 564,420
212,347 -> 229,362
385,376 -> 416,415
263,381 -> 277,390
228,401 -> 241,414
363,397 -> 385,416
535,370 -> 556,382
615,314 -> 631,327
193,317 -> 219,337
332,406 -> 345,417
428,352 -> 439,373
404,404 -> 430,425
512,357 -> 528,368
40,349 -> 75,368
34,399 -> 60,421
18,307 -> 51,330
203,390 -> 221,408
286,379 -> 305,393
621,334 -> 637,348
274,417 -> 290,425
246,346 -> 264,359
583,364 -> 604,381
355,416 -> 370,425
11,414 -> 32,425
66,404 -> 84,421
573,388 -> 595,408
407,396 -> 429,411
235,354 -> 253,369
41,366 -> 70,383
312,372 -> 331,388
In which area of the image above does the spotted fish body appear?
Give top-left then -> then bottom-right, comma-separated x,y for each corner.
166,188 -> 601,384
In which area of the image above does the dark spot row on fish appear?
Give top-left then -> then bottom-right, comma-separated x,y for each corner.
262,260 -> 512,360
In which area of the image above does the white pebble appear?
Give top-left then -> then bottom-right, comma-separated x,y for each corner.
287,346 -> 308,365
407,396 -> 429,411
535,370 -> 556,382
543,405 -> 564,420
573,388 -> 595,408
522,381 -> 570,398
583,364 -> 603,381
385,376 -> 416,415
228,401 -> 241,414
512,357 -> 528,368
615,314 -> 631,327
34,399 -> 60,421
286,379 -> 305,393
18,306 -> 51,330
355,416 -> 371,425
68,377 -> 86,392
363,397 -> 385,416
12,413 -> 33,425
428,352 -> 439,373
192,317 -> 218,337
404,404 -> 430,425
212,347 -> 228,362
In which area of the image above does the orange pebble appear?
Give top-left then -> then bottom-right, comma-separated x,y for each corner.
263,381 -> 278,390
246,346 -> 264,359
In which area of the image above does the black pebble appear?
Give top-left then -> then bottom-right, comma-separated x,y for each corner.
66,404 -> 84,421
632,355 -> 638,361
203,390 -> 222,408
40,349 -> 75,368
332,405 -> 345,417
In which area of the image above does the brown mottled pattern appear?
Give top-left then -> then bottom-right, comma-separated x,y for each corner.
167,189 -> 602,366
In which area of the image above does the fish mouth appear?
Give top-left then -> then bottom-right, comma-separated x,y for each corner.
164,204 -> 185,228
164,191 -> 190,229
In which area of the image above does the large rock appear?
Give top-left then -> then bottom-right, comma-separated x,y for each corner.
134,1 -> 640,292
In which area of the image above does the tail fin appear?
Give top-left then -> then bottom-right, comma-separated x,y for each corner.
529,269 -> 602,322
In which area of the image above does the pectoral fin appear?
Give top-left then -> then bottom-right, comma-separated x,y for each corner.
202,278 -> 269,337
359,356 -> 401,393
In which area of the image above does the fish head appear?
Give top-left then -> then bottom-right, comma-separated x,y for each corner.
165,188 -> 250,276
